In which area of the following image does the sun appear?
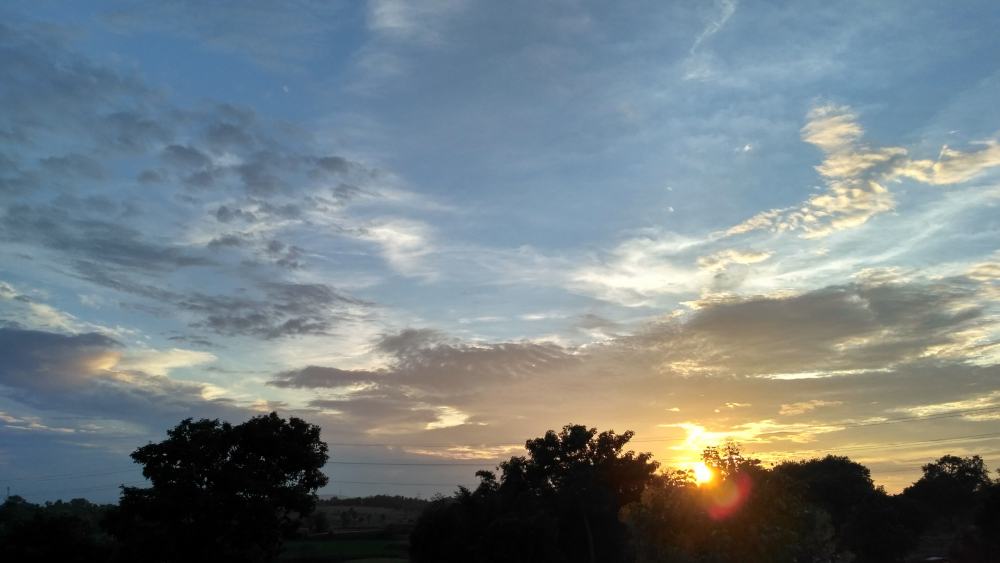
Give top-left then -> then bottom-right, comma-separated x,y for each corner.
693,463 -> 713,484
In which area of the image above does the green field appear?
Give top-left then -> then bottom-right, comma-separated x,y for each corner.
280,538 -> 408,561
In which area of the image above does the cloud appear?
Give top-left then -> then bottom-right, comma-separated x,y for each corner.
905,141 -> 1000,185
966,252 -> 1000,282
355,219 -> 437,278
274,270 -> 1000,420
0,280 -> 120,335
0,22 -> 157,145
1,204 -> 213,272
366,0 -> 466,44
690,0 -> 737,53
728,105 -> 1000,239
0,24 -> 393,342
180,282 -> 363,339
266,328 -> 580,431
779,400 -> 842,416
649,276 -> 990,377
574,314 -> 622,332
570,230 -> 706,306
0,328 -> 122,392
268,366 -> 381,389
889,391 -> 1000,418
116,348 -> 217,376
697,248 -> 773,272
271,328 -> 577,393
101,1 -> 345,70
0,327 -> 247,427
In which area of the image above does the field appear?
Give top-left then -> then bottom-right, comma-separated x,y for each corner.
280,504 -> 416,561
280,539 -> 408,562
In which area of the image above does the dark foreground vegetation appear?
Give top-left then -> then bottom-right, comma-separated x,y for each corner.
2,417 -> 998,562
409,427 -> 1000,563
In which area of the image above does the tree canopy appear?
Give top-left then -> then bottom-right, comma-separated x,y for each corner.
623,443 -> 843,563
410,424 -> 659,563
104,412 -> 328,563
773,455 -> 918,562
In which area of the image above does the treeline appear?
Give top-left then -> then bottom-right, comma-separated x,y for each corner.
318,494 -> 430,512
0,497 -> 116,562
409,426 -> 1000,563
4,418 -> 998,562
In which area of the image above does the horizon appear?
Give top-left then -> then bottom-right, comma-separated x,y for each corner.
2,0 -> 1000,504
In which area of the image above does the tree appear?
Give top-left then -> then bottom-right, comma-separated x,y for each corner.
409,424 -> 659,563
903,455 -> 993,530
774,455 -> 918,562
104,412 -> 328,563
951,473 -> 1000,562
622,441 -> 844,563
0,496 -> 112,563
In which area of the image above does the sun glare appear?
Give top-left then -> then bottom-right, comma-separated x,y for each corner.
693,463 -> 713,483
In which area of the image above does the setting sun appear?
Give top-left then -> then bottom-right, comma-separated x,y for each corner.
693,463 -> 713,484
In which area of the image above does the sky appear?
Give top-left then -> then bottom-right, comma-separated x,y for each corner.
2,0 -> 1000,503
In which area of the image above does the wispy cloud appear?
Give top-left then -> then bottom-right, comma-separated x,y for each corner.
729,105 -> 1000,239
780,399 -> 843,416
697,248 -> 773,272
690,0 -> 737,54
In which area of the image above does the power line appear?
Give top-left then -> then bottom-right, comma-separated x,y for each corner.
326,479 -> 474,487
2,467 -> 140,483
327,460 -> 493,467
335,432 -> 1000,466
834,405 -> 1000,430
767,431 -> 1000,458
15,480 -> 147,498
322,405 -> 1000,448
4,407 -> 998,483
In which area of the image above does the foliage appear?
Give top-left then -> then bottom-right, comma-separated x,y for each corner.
0,496 -> 114,563
318,494 -> 430,512
948,466 -> 1000,562
622,444 -> 842,563
409,424 -> 660,563
902,454 -> 994,530
774,455 -> 918,562
308,509 -> 328,533
103,412 -> 328,563
280,538 -> 408,560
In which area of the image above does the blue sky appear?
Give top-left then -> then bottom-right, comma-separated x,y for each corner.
2,0 -> 1000,501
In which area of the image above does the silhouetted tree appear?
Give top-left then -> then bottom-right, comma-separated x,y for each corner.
623,442 -> 843,563
410,424 -> 659,563
774,455 -> 918,562
319,494 -> 430,512
903,454 -> 993,531
308,510 -> 328,533
0,496 -> 113,563
103,412 -> 328,563
948,466 -> 1000,562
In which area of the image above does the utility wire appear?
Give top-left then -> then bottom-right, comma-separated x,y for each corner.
15,480 -> 147,498
322,432 -> 1000,467
327,460 -> 494,467
4,406 -> 999,482
766,431 -> 1000,459
833,405 -> 1000,430
322,404 -> 1000,447
872,461 -> 1000,474
2,467 -> 141,483
325,479 -> 475,487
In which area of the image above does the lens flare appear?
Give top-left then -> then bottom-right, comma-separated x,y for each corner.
706,472 -> 753,520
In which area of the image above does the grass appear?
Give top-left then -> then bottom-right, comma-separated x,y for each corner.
280,538 -> 408,561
